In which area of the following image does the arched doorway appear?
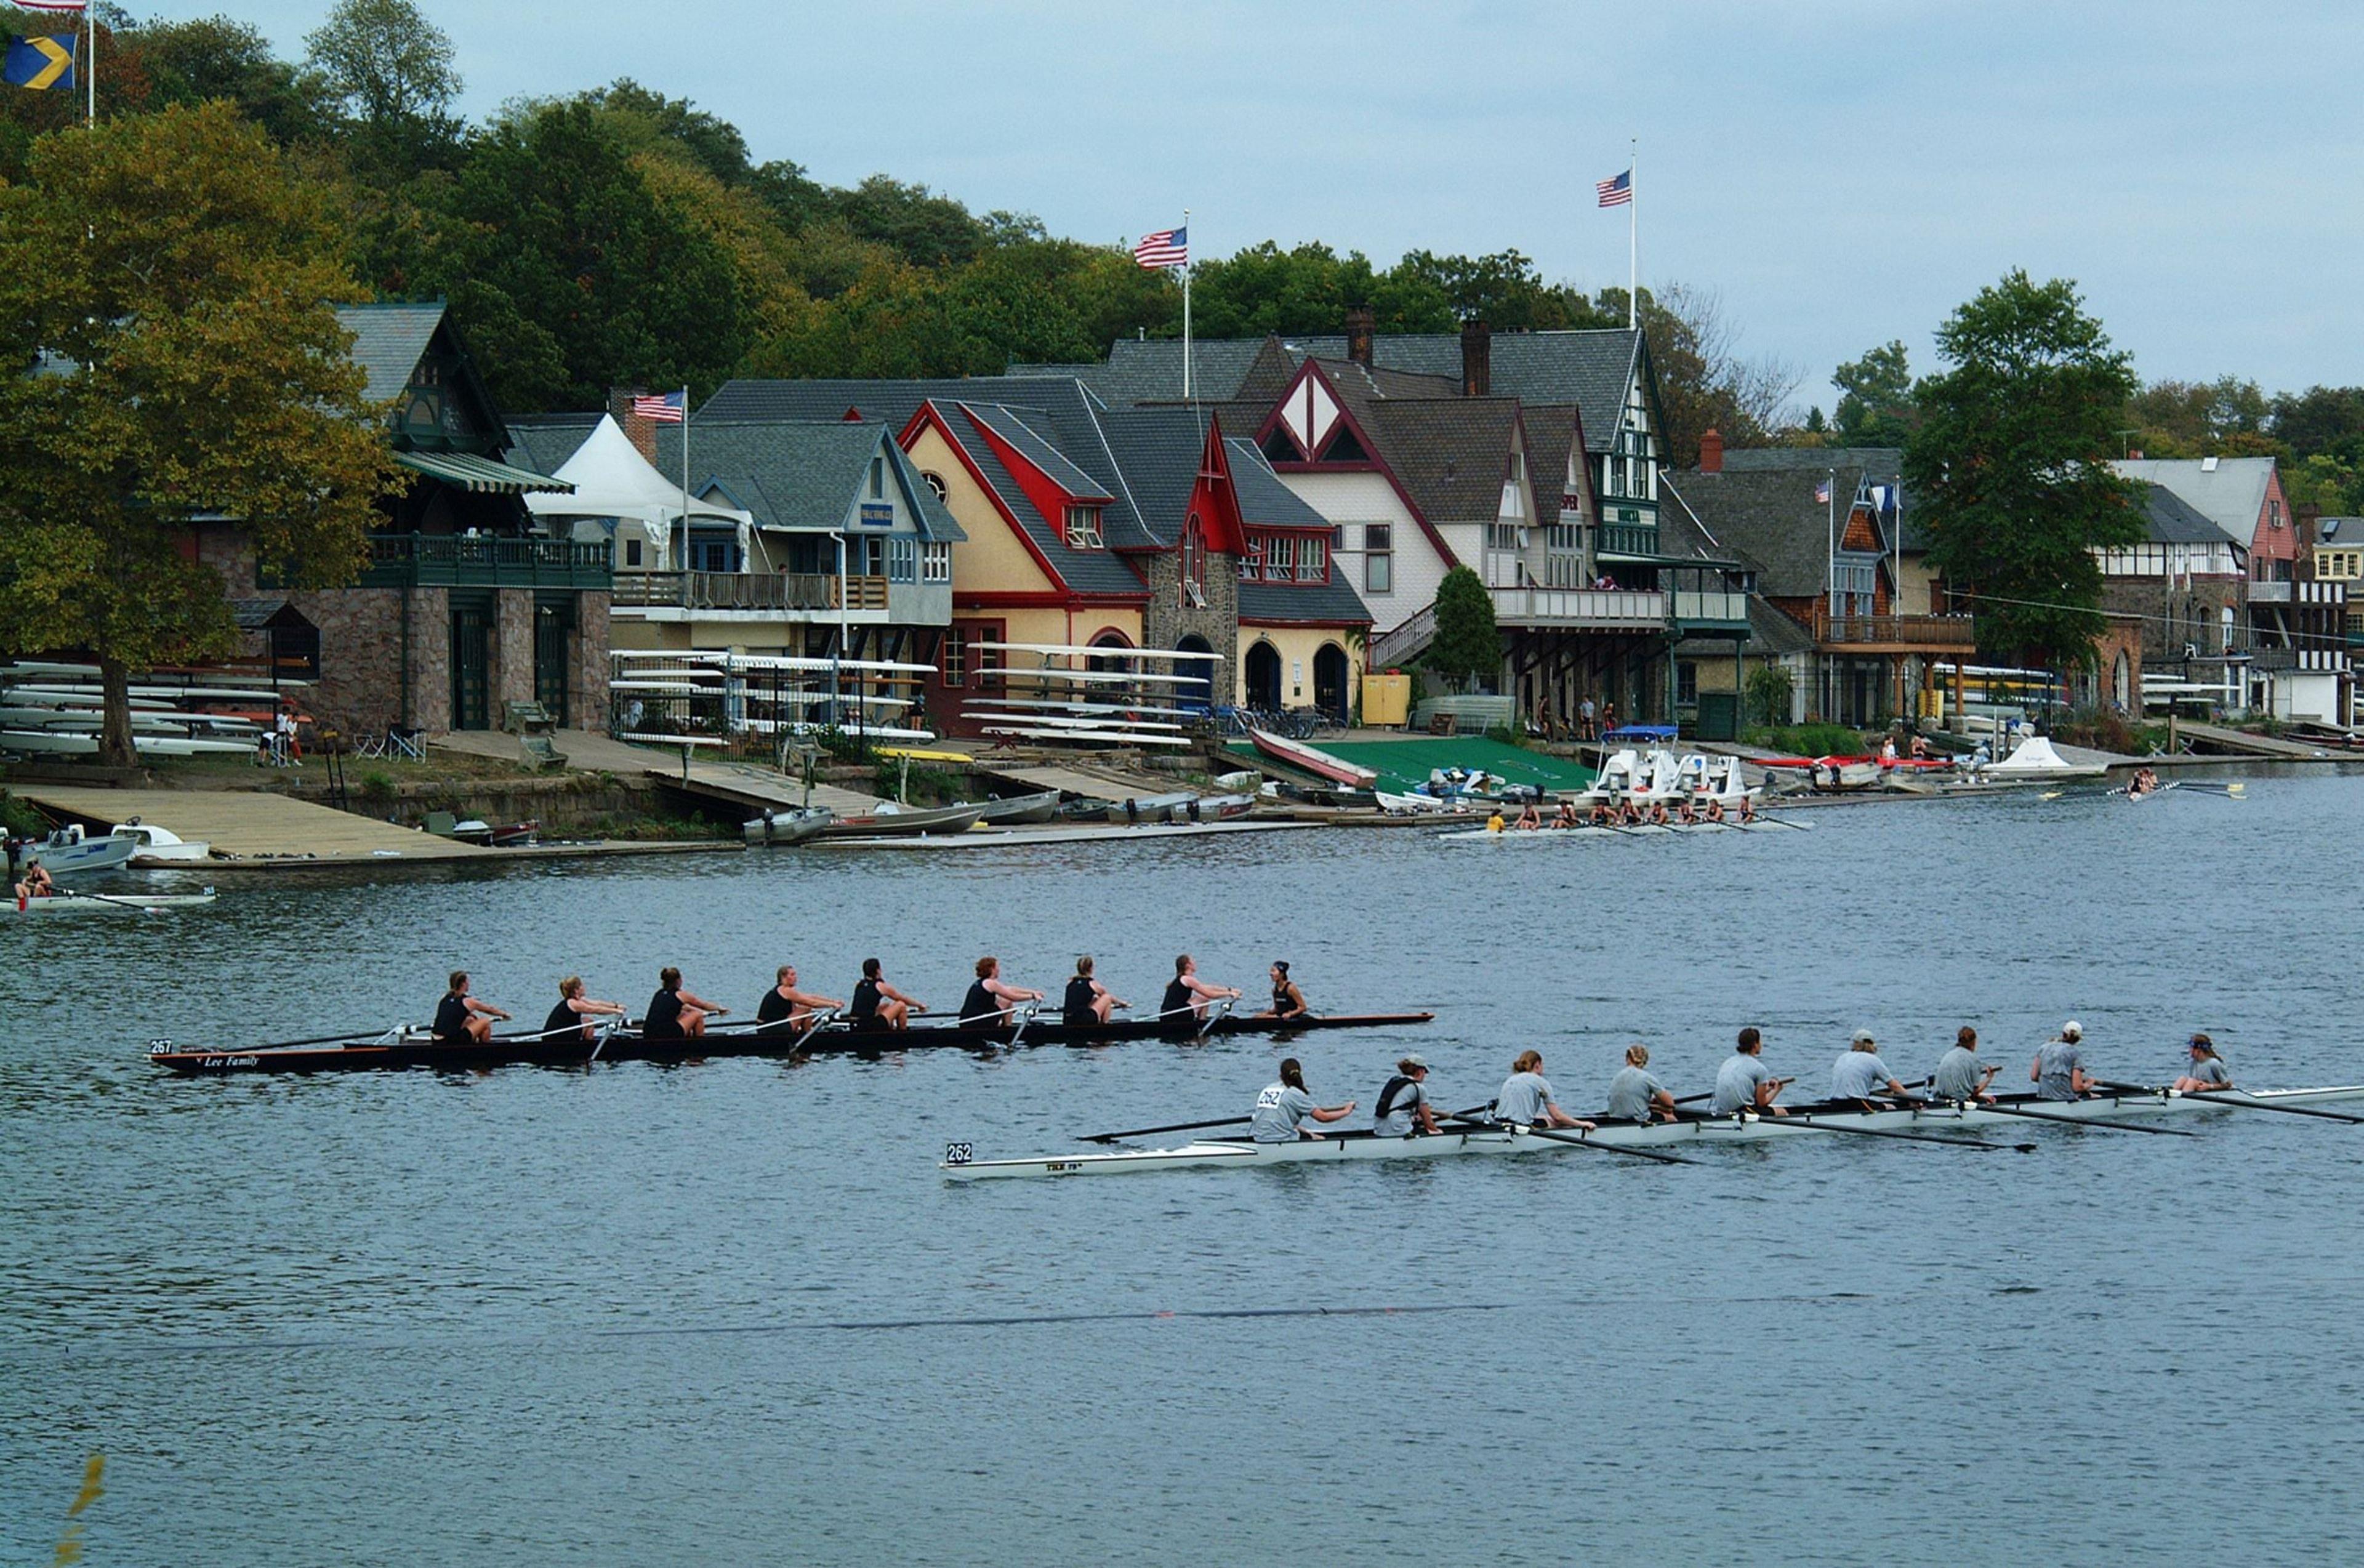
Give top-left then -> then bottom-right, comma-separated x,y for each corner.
1245,640 -> 1282,712
2112,649 -> 2131,711
1175,633 -> 1215,714
1313,642 -> 1349,725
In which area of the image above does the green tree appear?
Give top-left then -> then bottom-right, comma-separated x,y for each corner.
1904,270 -> 2142,669
1425,566 -> 1501,691
304,0 -> 462,172
1832,340 -> 1916,446
1746,664 -> 1795,726
2125,376 -> 2269,457
123,15 -> 334,147
1189,241 -> 1378,339
0,104 -> 403,763
2268,385 -> 2364,457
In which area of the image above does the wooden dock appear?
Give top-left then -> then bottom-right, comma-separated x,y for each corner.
20,787 -> 491,862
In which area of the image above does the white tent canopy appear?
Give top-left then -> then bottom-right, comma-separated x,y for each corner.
525,414 -> 752,571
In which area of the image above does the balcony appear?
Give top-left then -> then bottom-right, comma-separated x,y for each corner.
609,570 -> 892,614
2248,581 -> 2293,604
358,533 -> 611,590
1670,588 -> 1751,634
1814,611 -> 1979,650
1492,585 -> 1668,630
1598,523 -> 1660,559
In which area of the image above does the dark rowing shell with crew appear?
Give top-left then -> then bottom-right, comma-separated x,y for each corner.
145,1008 -> 1437,1075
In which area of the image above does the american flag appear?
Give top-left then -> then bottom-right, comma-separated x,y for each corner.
1814,480 -> 1832,504
1596,170 -> 1633,207
10,1 -> 89,12
631,390 -> 686,424
1133,226 -> 1188,270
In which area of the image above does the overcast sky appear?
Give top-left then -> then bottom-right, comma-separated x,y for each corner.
215,0 -> 2362,410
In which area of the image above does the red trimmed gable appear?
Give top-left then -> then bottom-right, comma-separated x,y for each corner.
952,403 -> 1112,535
896,399 -> 1075,594
1184,416 -> 1252,556
1250,358 -> 1460,571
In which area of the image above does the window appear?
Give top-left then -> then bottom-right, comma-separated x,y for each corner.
921,541 -> 952,582
688,535 -> 739,573
1365,523 -> 1393,593
1237,538 -> 1263,581
920,470 -> 948,502
1181,515 -> 1207,603
1298,534 -> 1327,582
941,626 -> 967,687
1676,661 -> 1699,705
624,537 -> 643,568
1490,521 -> 1524,552
2269,499 -> 2283,529
1064,505 -> 1104,549
869,457 -> 885,499
886,537 -> 916,583
1266,534 -> 1297,581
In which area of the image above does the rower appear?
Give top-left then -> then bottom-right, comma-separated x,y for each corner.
1372,1054 -> 1442,1137
645,965 -> 727,1040
2173,1032 -> 2232,1092
1737,795 -> 1759,824
1063,955 -> 1127,1027
1931,1024 -> 2001,1104
960,955 -> 1043,1027
542,975 -> 625,1042
1514,802 -> 1542,830
1674,796 -> 1698,826
1606,1043 -> 1677,1123
757,964 -> 842,1031
12,858 -> 52,901
1495,1050 -> 1594,1130
1830,1027 -> 1916,1111
1260,960 -> 1310,1021
1253,1057 -> 1356,1141
1712,1027 -> 1788,1116
433,970 -> 510,1045
1553,800 -> 1580,829
1646,800 -> 1670,826
850,957 -> 926,1031
1703,796 -> 1727,824
2030,1020 -> 2094,1101
1588,800 -> 1615,827
1161,954 -> 1242,1032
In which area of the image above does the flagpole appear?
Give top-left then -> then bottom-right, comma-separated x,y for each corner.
84,3 -> 95,125
1181,207 -> 1192,401
1627,137 -> 1637,330
678,385 -> 691,574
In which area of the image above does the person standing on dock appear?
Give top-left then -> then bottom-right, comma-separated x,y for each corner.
645,967 -> 727,1040
757,965 -> 842,1031
2030,1021 -> 2094,1101
433,971 -> 510,1045
1830,1029 -> 1916,1111
850,958 -> 926,1031
1713,1028 -> 1788,1116
543,976 -> 626,1042
960,957 -> 1043,1027
2173,1034 -> 2232,1092
1607,1044 -> 1677,1123
1931,1026 -> 2000,1103
1063,956 -> 1127,1027
1495,1050 -> 1594,1130
1252,1058 -> 1356,1141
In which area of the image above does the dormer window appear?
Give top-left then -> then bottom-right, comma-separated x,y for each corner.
1064,504 -> 1104,549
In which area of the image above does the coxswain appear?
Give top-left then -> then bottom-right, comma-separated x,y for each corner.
1062,955 -> 1127,1027
960,955 -> 1042,1027
2030,1021 -> 2094,1101
433,970 -> 510,1045
1495,1050 -> 1594,1130
1514,801 -> 1543,830
1162,953 -> 1242,1031
757,964 -> 842,1031
1830,1027 -> 1916,1111
1606,1043 -> 1678,1122
1260,960 -> 1310,1021
1372,1054 -> 1442,1137
1712,1027 -> 1788,1116
849,957 -> 926,1031
1931,1025 -> 2000,1104
1486,808 -> 1506,834
1252,1057 -> 1356,1141
644,965 -> 726,1040
13,858 -> 54,901
2173,1032 -> 2232,1093
542,975 -> 625,1042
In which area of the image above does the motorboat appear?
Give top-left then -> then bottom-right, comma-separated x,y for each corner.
967,790 -> 1061,826
110,819 -> 212,864
1576,748 -> 1683,805
1672,752 -> 1759,804
10,824 -> 137,877
743,806 -> 837,845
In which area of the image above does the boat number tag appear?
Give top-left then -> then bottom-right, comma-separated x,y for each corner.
147,1039 -> 172,1054
944,1142 -> 974,1165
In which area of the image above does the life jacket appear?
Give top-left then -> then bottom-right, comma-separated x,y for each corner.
1375,1074 -> 1420,1125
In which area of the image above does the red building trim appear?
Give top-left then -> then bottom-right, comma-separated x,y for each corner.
1252,360 -> 1461,569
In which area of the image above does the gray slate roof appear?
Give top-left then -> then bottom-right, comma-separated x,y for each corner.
1017,329 -> 1646,456
334,302 -> 446,404
2138,482 -> 2232,546
653,420 -> 963,541
1662,465 -> 1895,601
504,414 -> 601,477
1713,446 -> 1919,549
2112,457 -> 2274,547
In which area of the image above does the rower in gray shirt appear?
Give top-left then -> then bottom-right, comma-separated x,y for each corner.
1932,1026 -> 1999,1102
1830,1029 -> 1913,1106
1253,1058 -> 1355,1141
1606,1043 -> 1674,1122
2174,1033 -> 2232,1092
2030,1021 -> 2091,1101
1372,1055 -> 1440,1137
1495,1050 -> 1592,1129
1712,1028 -> 1785,1114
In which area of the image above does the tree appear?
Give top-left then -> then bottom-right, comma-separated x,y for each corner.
1832,340 -> 1916,446
1904,270 -> 2142,669
304,0 -> 461,172
0,104 -> 403,763
123,15 -> 334,147
2125,376 -> 2269,457
1746,664 -> 1795,726
1425,566 -> 1500,691
2268,385 -> 2364,457
1600,282 -> 1799,466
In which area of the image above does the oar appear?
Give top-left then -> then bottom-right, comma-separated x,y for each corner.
789,1006 -> 844,1056
2179,781 -> 2245,798
1968,1100 -> 2197,1136
1005,1000 -> 1041,1051
587,1014 -> 619,1064
57,886 -> 179,912
246,1024 -> 430,1051
2095,1080 -> 2364,1126
1764,1107 -> 2020,1151
1441,1114 -> 1696,1165
1195,995 -> 1236,1042
1080,1114 -> 1251,1144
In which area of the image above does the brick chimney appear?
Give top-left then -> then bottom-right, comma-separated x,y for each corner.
611,388 -> 657,462
1699,427 -> 1724,473
1345,305 -> 1375,367
1460,319 -> 1490,397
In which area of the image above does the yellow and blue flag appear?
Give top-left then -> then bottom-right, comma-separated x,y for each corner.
4,33 -> 76,91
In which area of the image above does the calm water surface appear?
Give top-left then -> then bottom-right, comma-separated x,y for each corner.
4,773 -> 2362,1564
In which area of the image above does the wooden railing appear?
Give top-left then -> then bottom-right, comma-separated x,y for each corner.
609,571 -> 892,612
358,533 -> 611,589
1814,611 -> 1978,647
1490,586 -> 1667,629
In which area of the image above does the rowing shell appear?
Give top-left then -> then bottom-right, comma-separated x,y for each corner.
939,1085 -> 2364,1178
147,1009 -> 1435,1075
1436,818 -> 1803,841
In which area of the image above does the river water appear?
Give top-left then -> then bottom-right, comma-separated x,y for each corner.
5,772 -> 2362,1565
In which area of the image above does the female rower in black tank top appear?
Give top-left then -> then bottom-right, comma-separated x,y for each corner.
848,957 -> 927,1031
1261,960 -> 1309,1021
433,970 -> 510,1044
1062,955 -> 1127,1028
1159,954 -> 1243,1035
960,955 -> 1043,1029
643,965 -> 727,1040
544,975 -> 625,1042
755,964 -> 842,1031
